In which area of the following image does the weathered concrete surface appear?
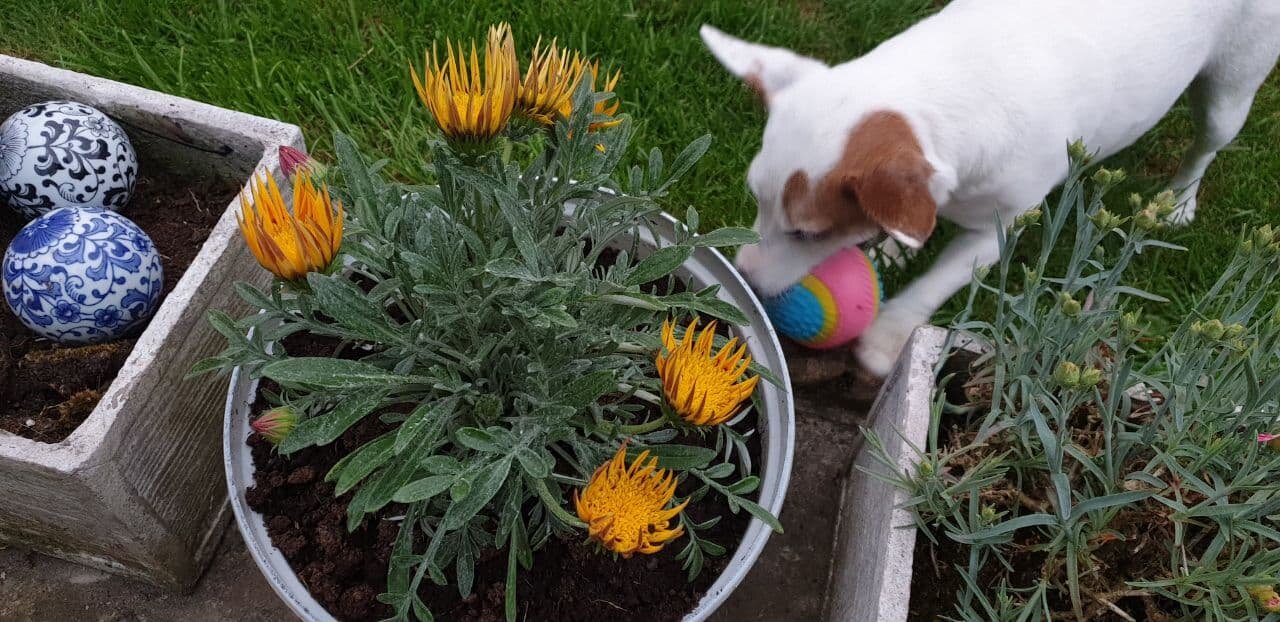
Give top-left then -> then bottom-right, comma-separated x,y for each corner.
1,343 -> 883,620
710,387 -> 867,622
0,53 -> 302,590
825,327 -> 947,622
0,530 -> 290,621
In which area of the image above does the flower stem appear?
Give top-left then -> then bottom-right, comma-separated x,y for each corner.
618,416 -> 669,435
533,479 -> 586,528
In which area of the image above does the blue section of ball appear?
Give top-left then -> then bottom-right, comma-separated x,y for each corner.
3,207 -> 163,344
762,282 -> 826,343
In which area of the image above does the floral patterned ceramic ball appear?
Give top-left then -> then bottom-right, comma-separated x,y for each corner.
3,207 -> 162,344
0,100 -> 138,220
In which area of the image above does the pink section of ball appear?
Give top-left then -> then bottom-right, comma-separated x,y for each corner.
807,246 -> 880,348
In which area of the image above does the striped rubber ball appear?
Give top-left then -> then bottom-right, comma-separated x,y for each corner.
761,246 -> 882,349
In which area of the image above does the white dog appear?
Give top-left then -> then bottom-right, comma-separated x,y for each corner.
701,0 -> 1280,376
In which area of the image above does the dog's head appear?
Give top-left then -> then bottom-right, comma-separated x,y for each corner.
700,25 -> 941,296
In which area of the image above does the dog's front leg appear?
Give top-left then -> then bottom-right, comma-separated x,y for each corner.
856,228 -> 1000,376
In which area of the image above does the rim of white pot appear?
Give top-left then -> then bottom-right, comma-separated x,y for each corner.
224,209 -> 795,622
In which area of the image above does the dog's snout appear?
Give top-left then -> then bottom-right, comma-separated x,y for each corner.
733,243 -> 762,278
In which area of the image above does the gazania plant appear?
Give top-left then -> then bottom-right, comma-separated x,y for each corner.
198,23 -> 780,622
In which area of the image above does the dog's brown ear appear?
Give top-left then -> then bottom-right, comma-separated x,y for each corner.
700,25 -> 826,106
831,112 -> 937,248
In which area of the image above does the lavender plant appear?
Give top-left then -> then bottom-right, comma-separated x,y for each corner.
867,146 -> 1280,621
197,25 -> 781,622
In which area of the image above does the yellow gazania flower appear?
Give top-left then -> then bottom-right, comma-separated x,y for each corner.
517,37 -> 586,126
656,318 -> 760,427
410,23 -> 519,143
587,63 -> 623,131
237,171 -> 344,281
574,444 -> 688,557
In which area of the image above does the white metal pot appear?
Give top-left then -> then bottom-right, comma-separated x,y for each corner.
224,209 -> 796,621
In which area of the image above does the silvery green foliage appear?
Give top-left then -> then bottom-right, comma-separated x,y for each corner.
200,84 -> 778,621
866,151 -> 1280,621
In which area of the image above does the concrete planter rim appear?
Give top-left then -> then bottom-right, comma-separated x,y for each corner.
0,52 -> 302,589
824,326 -> 980,622
224,209 -> 796,621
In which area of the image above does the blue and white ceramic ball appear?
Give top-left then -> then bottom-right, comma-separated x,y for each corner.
0,100 -> 138,220
3,207 -> 162,344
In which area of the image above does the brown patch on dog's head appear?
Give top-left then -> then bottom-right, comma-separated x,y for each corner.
744,70 -> 770,107
782,111 -> 936,247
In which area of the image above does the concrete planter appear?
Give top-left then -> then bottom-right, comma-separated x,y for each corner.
0,55 -> 303,590
224,209 -> 797,621
825,326 -> 948,622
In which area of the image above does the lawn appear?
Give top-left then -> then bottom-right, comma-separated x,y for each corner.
2,0 -> 1276,328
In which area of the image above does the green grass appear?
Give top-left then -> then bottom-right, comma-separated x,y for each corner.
2,0 -> 1276,326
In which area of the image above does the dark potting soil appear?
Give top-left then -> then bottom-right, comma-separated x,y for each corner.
246,332 -> 758,622
0,171 -> 240,442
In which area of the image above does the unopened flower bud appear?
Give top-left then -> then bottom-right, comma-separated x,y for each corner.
918,461 -> 934,477
1059,292 -> 1081,317
980,505 -> 998,524
1190,320 -> 1203,335
1023,265 -> 1039,283
1079,367 -> 1103,388
1225,323 -> 1246,339
1054,361 -> 1081,388
974,265 -> 991,281
1151,190 -> 1176,217
1015,208 -> 1042,227
1067,139 -> 1090,163
1249,585 -> 1280,613
1092,245 -> 1106,261
1120,311 -> 1142,334
1091,208 -> 1115,230
1253,224 -> 1277,249
1128,193 -> 1144,211
251,406 -> 300,445
1134,208 -> 1160,231
278,145 -> 329,182
1202,319 -> 1226,340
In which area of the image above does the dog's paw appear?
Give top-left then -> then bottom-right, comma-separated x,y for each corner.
855,314 -> 921,377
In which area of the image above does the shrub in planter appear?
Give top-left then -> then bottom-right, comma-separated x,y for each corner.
869,148 -> 1280,621
199,24 -> 784,622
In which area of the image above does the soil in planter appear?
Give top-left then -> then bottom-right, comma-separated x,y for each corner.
907,369 -> 1188,621
247,332 -> 760,622
0,171 -> 241,442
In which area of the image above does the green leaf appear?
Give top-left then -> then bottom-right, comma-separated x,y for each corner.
331,433 -> 397,496
734,497 -> 783,534
393,475 -> 454,503
308,273 -> 401,342
515,448 -> 552,479
443,457 -> 513,530
560,370 -> 617,408
629,444 -> 716,470
948,513 -> 1057,544
661,134 -> 712,192
395,398 -> 458,455
624,246 -> 693,287
692,227 -> 759,248
485,257 -> 538,281
659,292 -> 750,326
505,542 -> 519,622
726,476 -> 761,495
263,357 -> 422,389
280,389 -> 389,454
704,463 -> 735,479
456,427 -> 503,453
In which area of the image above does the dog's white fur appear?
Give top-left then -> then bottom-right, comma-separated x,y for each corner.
702,0 -> 1280,376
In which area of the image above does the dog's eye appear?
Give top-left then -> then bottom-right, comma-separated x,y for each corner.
786,229 -> 829,243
